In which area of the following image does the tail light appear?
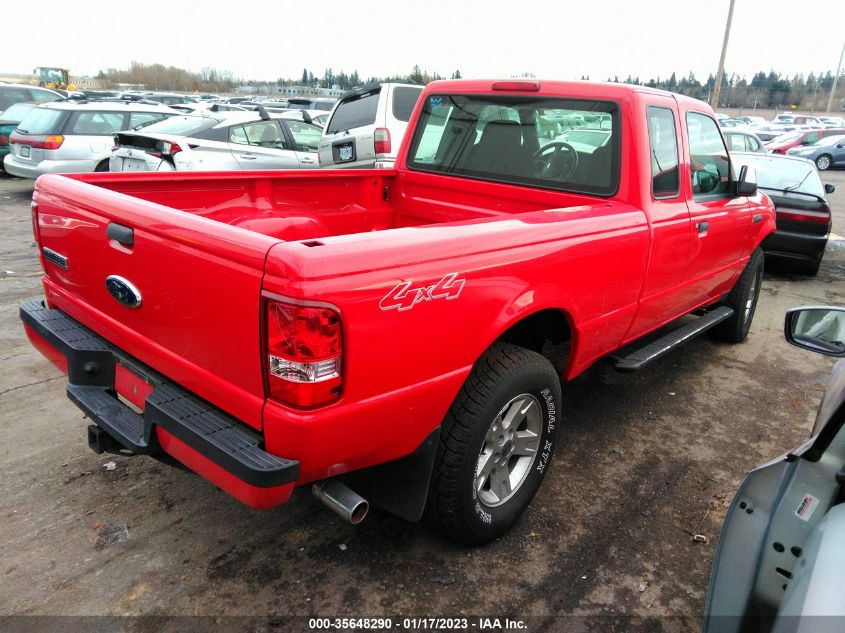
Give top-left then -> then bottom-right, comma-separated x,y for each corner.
777,207 -> 830,224
9,132 -> 64,150
265,299 -> 342,407
0,134 -> 8,146
160,141 -> 182,156
374,128 -> 391,154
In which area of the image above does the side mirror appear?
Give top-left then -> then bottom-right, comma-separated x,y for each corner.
736,164 -> 758,196
825,183 -> 836,194
785,307 -> 845,357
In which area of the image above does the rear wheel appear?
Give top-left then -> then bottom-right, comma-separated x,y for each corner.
424,342 -> 561,545
796,256 -> 822,277
95,159 -> 110,172
815,154 -> 832,171
712,248 -> 764,343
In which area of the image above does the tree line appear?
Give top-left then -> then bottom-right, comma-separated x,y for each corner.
596,69 -> 843,110
95,62 -> 842,110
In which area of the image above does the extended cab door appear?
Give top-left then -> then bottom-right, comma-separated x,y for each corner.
627,99 -> 693,338
229,120 -> 300,170
682,110 -> 749,301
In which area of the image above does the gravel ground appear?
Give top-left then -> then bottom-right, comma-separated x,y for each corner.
1,169 -> 843,632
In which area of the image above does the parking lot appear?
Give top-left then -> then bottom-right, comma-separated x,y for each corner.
0,170 -> 843,629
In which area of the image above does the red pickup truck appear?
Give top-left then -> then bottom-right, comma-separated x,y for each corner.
21,80 -> 774,544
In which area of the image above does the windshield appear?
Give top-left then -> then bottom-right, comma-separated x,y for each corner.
734,155 -> 825,198
407,94 -> 619,196
136,115 -> 218,136
15,107 -> 66,134
0,102 -> 37,124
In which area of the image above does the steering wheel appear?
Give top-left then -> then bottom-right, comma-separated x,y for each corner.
534,142 -> 578,180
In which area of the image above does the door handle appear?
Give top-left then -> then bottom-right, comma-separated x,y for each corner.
752,214 -> 763,223
300,158 -> 316,164
240,154 -> 257,160
697,221 -> 710,236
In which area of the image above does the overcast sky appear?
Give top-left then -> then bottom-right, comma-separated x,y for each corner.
5,0 -> 843,83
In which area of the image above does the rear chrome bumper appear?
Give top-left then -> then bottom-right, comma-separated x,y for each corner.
20,299 -> 299,508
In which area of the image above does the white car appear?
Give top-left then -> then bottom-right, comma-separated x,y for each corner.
318,83 -> 423,168
109,110 -> 321,172
3,100 -> 178,178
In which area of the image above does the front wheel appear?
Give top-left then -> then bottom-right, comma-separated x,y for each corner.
815,154 -> 832,171
424,343 -> 561,545
711,248 -> 764,343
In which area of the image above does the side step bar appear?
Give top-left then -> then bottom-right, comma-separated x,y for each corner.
613,306 -> 734,372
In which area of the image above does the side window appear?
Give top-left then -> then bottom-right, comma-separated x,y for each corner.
726,134 -> 745,152
647,106 -> 680,198
129,112 -> 165,130
284,121 -> 322,152
229,125 -> 248,144
745,136 -> 761,152
0,87 -> 30,110
686,112 -> 731,199
30,89 -> 62,103
242,121 -> 288,149
70,112 -> 126,135
804,131 -> 819,144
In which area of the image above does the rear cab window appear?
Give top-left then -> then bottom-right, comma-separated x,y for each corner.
326,89 -> 381,134
407,93 -> 620,196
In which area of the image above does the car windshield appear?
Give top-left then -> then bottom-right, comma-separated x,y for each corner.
15,107 -> 66,134
0,102 -> 37,124
407,93 -> 619,196
136,115 -> 218,136
734,155 -> 825,198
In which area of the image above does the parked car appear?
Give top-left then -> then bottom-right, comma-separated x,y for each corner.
766,128 -> 845,154
20,79 -> 774,545
734,115 -> 767,126
0,83 -> 64,115
733,152 -> 834,275
786,133 -> 845,171
718,118 -> 745,128
319,82 -> 423,168
819,116 -> 845,128
555,127 -> 611,153
109,110 -> 321,172
704,305 -> 845,633
724,130 -> 766,153
0,102 -> 38,168
141,92 -> 199,106
3,101 -> 178,178
774,113 -> 824,127
287,97 -> 336,112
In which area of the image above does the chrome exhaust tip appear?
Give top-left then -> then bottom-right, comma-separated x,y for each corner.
312,480 -> 369,525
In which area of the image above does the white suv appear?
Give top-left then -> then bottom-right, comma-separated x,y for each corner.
3,100 -> 178,178
318,83 -> 423,168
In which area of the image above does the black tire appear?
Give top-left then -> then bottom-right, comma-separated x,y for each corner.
712,248 -> 764,343
424,342 -> 561,545
815,154 -> 832,171
796,256 -> 822,277
95,159 -> 110,172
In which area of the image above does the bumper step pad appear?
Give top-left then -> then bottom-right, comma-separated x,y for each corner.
21,299 -> 298,487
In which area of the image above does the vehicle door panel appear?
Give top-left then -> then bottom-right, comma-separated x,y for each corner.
683,110 -> 748,301
228,121 -> 299,170
627,99 -> 693,338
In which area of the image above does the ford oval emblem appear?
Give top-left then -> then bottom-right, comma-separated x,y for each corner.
105,275 -> 142,309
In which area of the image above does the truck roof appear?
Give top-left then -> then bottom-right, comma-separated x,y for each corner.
422,79 -> 712,112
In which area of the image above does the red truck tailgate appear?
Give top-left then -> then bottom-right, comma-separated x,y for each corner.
32,175 -> 280,430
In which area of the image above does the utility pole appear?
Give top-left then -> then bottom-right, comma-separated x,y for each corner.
710,0 -> 736,110
826,40 -> 844,113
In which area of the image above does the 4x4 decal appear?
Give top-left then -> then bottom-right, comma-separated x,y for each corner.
379,273 -> 466,312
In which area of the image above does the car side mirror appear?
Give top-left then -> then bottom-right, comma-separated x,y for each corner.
825,183 -> 836,194
785,307 -> 845,357
736,165 -> 757,196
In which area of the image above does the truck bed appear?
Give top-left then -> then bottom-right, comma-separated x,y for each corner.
72,169 -> 602,241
